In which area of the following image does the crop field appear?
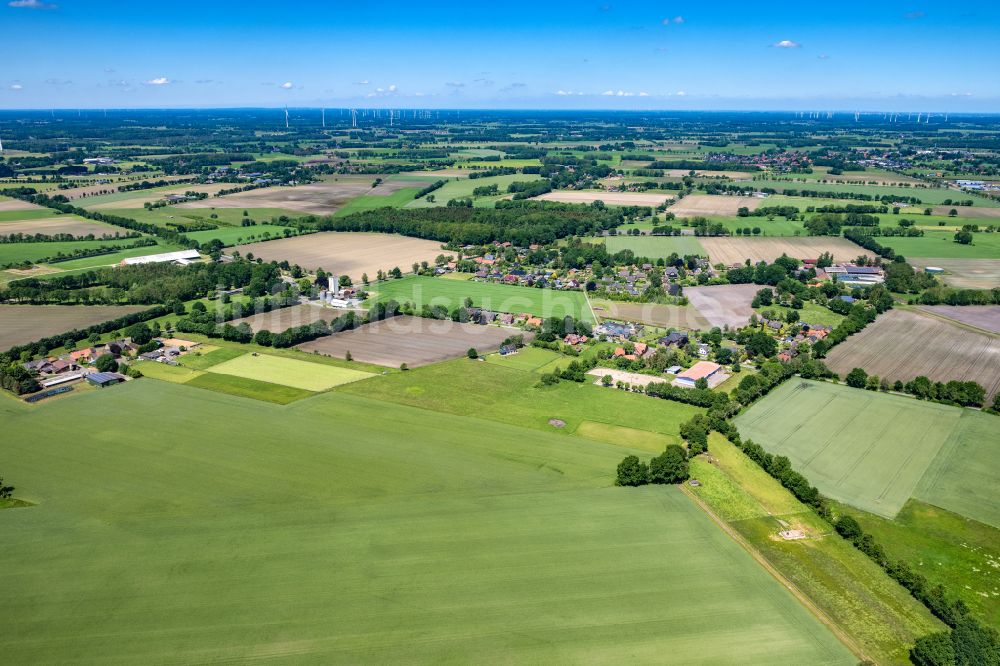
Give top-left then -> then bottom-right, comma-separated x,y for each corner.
233,232 -> 443,278
590,298 -> 711,330
534,190 -> 674,207
761,181 -> 998,207
926,205 -> 1000,218
667,195 -> 761,217
207,352 -> 374,391
823,309 -> 1000,402
408,174 -> 542,208
909,258 -> 1000,290
735,379 -> 997,522
81,183 -> 234,210
228,303 -> 346,332
876,231 -> 1000,259
699,236 -> 875,266
332,186 -> 423,216
177,176 -> 381,214
0,215 -> 118,237
0,198 -> 43,212
0,379 -> 855,664
918,304 -> 1000,334
840,500 -> 1000,630
371,275 -> 595,322
0,304 -> 147,351
604,235 -> 707,258
683,284 -> 762,329
297,315 -> 518,367
0,237 -> 158,266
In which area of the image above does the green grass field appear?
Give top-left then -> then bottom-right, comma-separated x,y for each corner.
838,499 -> 1000,630
0,208 -> 72,223
406,174 -> 543,208
0,238 -> 157,265
485,345 -> 563,372
370,275 -> 595,322
734,380 -> 998,524
177,346 -> 246,370
208,352 -> 374,391
333,187 -> 422,216
755,302 -> 846,328
689,435 -> 943,664
0,379 -> 855,663
119,206 -> 300,230
37,241 -> 184,271
760,181 -> 998,207
876,231 -> 1000,259
604,235 -> 707,258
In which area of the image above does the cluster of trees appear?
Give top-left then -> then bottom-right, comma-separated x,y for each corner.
917,285 -> 1000,306
843,227 -> 900,261
307,201 -> 623,246
737,205 -> 800,219
844,367 -> 987,407
507,179 -> 552,200
414,179 -> 447,199
615,446 -> 690,486
255,312 -> 362,348
812,301 -> 879,357
833,515 -> 1000,666
0,230 -> 141,244
0,361 -> 40,395
726,255 -> 801,286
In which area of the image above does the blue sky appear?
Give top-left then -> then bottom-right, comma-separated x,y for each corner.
2,0 -> 999,111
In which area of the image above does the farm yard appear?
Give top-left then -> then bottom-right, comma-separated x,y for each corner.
683,284 -> 761,329
699,236 -> 875,266
0,304 -> 147,350
666,195 -> 761,217
823,309 -> 1000,402
296,315 -> 519,367
735,379 -> 999,525
370,275 -> 596,323
909,258 -> 1000,290
534,190 -> 674,207
0,379 -> 855,664
232,232 -> 443,278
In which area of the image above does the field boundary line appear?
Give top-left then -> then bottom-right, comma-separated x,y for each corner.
679,483 -> 870,664
900,304 -> 1000,339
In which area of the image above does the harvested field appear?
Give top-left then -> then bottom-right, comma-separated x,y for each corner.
590,298 -> 711,330
824,309 -> 1000,402
296,315 -> 522,368
683,284 -> 762,329
918,305 -> 1000,334
667,195 -> 761,217
909,258 -> 1000,290
232,232 -> 442,279
534,191 -> 673,206
0,304 -> 147,351
179,176 -> 376,214
0,216 -> 116,237
0,199 -> 42,212
56,176 -> 190,201
929,205 -> 1000,218
86,184 -> 234,210
228,304 -> 358,333
699,236 -> 875,266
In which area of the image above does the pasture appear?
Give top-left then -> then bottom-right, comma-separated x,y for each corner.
371,275 -> 596,322
604,235 -> 707,258
297,315 -> 518,367
823,309 -> 1000,402
876,231 -> 1000,259
0,379 -> 854,664
734,379 -> 998,523
699,236 -> 875,266
233,232 -> 443,278
0,237 -> 158,266
667,195 -> 761,217
408,174 -> 542,208
207,352 -> 374,391
0,304 -> 147,351
683,284 -> 761,329
534,190 -> 673,207
590,298 -> 711,330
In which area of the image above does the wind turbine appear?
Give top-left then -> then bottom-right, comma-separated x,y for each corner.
351,108 -> 357,128
284,106 -> 290,129
321,108 -> 325,128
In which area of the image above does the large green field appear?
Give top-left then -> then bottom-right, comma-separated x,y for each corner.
0,238 -> 156,265
761,181 -> 999,207
734,380 -> 1000,525
604,235 -> 707,258
875,231 -> 1000,259
406,173 -> 544,208
370,275 -> 595,322
0,379 -> 855,664
208,352 -> 374,391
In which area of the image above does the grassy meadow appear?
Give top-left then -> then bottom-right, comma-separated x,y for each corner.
0,378 -> 856,664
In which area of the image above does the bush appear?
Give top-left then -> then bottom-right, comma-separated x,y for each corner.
845,367 -> 868,388
467,347 -> 478,359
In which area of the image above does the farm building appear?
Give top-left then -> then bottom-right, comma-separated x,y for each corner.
673,361 -> 724,389
85,372 -> 127,388
121,249 -> 201,266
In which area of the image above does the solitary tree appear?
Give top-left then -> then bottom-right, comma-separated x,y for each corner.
466,348 -> 478,359
845,367 -> 868,389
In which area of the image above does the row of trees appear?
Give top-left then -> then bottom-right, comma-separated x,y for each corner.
845,367 -> 988,407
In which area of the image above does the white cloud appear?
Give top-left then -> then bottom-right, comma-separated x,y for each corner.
45,78 -> 72,85
388,84 -> 397,92
9,83 -> 23,91
280,81 -> 293,89
676,90 -> 687,96
638,91 -> 649,97
354,80 -> 369,85
773,40 -> 801,48
662,16 -> 683,25
818,54 -> 830,60
601,90 -> 614,96
144,77 -> 170,85
8,0 -> 57,9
